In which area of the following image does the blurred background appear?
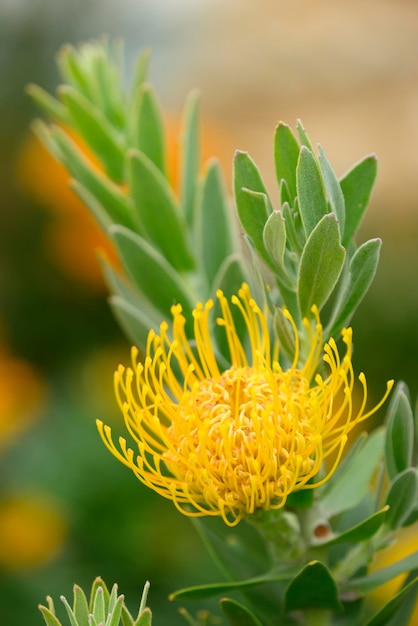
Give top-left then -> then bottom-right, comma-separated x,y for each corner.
1,0 -> 418,624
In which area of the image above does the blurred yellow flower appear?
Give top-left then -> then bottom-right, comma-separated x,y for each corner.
368,522 -> 418,620
0,495 -> 67,570
98,286 -> 392,527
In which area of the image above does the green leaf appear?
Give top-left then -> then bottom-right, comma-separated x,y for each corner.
296,119 -> 314,151
220,598 -> 263,626
322,506 -> 389,546
135,608 -> 152,626
366,576 -> 418,626
170,570 -> 296,602
35,123 -> 134,230
92,587 -> 106,625
59,85 -> 125,181
340,155 -> 377,246
197,159 -> 235,288
298,213 -> 345,317
321,429 -> 385,518
282,202 -> 304,254
109,296 -> 158,350
273,306 -> 297,362
74,586 -> 90,626
27,84 -> 69,124
318,144 -> 345,235
130,48 -> 150,95
296,146 -> 329,236
263,209 -> 286,269
132,84 -> 166,174
284,561 -> 342,612
180,89 -> 200,226
110,225 -> 194,320
326,238 -> 381,338
239,189 -> 273,267
121,605 -> 135,626
234,150 -> 272,263
39,606 -> 63,626
128,150 -> 194,271
385,384 -> 414,481
108,596 -> 124,626
344,553 -> 418,595
60,596 -> 78,626
274,123 -> 300,202
385,468 -> 418,530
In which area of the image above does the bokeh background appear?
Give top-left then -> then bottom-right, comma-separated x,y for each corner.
1,1 -> 418,624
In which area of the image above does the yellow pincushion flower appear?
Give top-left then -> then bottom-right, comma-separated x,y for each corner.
97,285 -> 392,526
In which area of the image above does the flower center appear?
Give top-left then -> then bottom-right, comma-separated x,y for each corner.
163,366 -> 321,516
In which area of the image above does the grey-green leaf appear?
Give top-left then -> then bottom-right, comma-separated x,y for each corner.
180,89 -> 200,226
59,85 -> 125,181
344,553 -> 418,595
321,429 -> 385,518
318,144 -> 345,236
296,146 -> 329,236
110,225 -> 194,321
385,468 -> 418,530
128,150 -> 194,271
74,586 -> 90,626
39,606 -> 63,626
298,213 -> 345,317
132,84 -> 166,174
109,296 -> 159,350
326,238 -> 381,338
284,561 -> 342,612
385,384 -> 414,481
274,122 -> 300,202
340,154 -> 377,246
197,159 -> 235,288
263,209 -> 286,269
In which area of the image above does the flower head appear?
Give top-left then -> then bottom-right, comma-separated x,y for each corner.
97,285 -> 392,526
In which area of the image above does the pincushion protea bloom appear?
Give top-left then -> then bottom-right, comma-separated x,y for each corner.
97,285 -> 392,526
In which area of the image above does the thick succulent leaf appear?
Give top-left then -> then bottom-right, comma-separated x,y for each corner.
34,123 -> 134,230
326,238 -> 381,339
110,225 -> 194,320
128,150 -> 194,271
59,596 -> 78,626
135,608 -> 152,626
320,429 -> 385,518
198,159 -> 235,288
107,597 -> 124,626
296,146 -> 328,236
385,383 -> 414,481
385,468 -> 418,530
38,606 -> 63,626
109,296 -> 158,350
92,587 -> 106,625
234,151 -> 272,262
274,123 -> 300,202
220,598 -> 263,626
318,144 -> 345,235
298,213 -> 345,317
284,561 -> 342,612
59,85 -> 125,181
365,576 -> 418,626
27,84 -> 69,123
263,209 -> 287,269
321,506 -> 389,546
180,89 -> 200,226
239,189 -> 273,267
340,155 -> 377,246
73,586 -> 90,626
296,119 -> 314,151
121,606 -> 135,626
344,553 -> 418,595
132,84 -> 166,174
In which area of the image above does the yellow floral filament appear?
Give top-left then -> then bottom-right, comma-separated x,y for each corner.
97,284 -> 393,527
